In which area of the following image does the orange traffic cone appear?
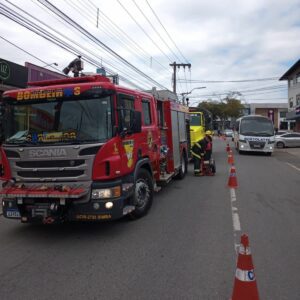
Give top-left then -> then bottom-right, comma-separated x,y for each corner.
228,164 -> 238,188
228,150 -> 234,164
231,234 -> 260,300
226,143 -> 231,152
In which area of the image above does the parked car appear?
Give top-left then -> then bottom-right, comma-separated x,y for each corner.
224,129 -> 234,137
275,132 -> 300,148
275,130 -> 290,136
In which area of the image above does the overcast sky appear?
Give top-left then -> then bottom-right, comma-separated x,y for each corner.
1,0 -> 299,105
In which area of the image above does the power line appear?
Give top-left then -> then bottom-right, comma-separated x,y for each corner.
189,89 -> 287,99
0,35 -> 62,73
116,0 -> 173,63
178,77 -> 280,83
64,0 -> 150,63
145,0 -> 189,63
37,0 -> 169,90
0,2 -> 149,89
81,0 -> 171,73
131,0 -> 181,62
31,0 -> 154,88
67,0 -> 150,65
187,84 -> 287,98
5,0 -> 145,88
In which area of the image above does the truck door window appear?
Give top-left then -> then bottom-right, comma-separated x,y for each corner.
117,94 -> 134,130
142,99 -> 152,126
157,101 -> 164,127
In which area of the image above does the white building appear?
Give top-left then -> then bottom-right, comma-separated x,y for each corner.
279,59 -> 300,132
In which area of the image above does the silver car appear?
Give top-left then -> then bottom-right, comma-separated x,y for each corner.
275,132 -> 300,148
224,129 -> 233,137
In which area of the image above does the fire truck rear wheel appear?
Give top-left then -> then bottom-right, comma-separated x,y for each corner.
129,168 -> 153,219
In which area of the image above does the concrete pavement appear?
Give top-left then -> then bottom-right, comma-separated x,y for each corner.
276,147 -> 300,158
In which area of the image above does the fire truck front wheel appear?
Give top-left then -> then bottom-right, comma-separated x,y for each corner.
130,168 -> 153,219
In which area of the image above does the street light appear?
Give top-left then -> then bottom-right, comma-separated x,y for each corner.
181,86 -> 206,106
42,62 -> 58,68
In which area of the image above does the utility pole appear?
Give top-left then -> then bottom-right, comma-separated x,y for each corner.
169,62 -> 191,94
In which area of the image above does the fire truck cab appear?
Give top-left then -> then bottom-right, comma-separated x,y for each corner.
0,75 -> 189,223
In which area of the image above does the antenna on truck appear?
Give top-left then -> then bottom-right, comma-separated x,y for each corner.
62,55 -> 84,77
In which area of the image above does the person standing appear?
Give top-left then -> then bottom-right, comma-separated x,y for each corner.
191,132 -> 213,176
191,136 -> 207,176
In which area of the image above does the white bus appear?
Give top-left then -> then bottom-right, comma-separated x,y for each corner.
233,115 -> 275,155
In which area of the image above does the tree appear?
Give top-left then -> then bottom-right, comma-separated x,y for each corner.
223,92 -> 244,119
196,92 -> 245,129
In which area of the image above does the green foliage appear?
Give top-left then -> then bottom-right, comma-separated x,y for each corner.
197,93 -> 244,120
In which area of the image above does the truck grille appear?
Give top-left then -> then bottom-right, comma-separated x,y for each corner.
17,170 -> 84,178
5,144 -> 102,182
16,160 -> 85,168
249,141 -> 265,149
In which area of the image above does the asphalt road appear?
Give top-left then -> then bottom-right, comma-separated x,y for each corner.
0,138 -> 299,300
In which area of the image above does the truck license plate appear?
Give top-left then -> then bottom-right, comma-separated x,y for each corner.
6,209 -> 21,218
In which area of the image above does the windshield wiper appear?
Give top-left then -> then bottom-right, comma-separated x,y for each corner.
5,141 -> 34,147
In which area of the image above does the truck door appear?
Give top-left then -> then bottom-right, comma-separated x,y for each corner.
117,93 -> 136,172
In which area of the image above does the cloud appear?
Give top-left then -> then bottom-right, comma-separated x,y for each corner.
0,0 -> 299,102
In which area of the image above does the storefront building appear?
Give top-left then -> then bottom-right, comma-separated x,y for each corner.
1,59 -> 65,99
249,103 -> 292,131
279,59 -> 300,132
0,58 -> 28,97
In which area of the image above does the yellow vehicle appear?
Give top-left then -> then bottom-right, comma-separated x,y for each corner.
189,110 -> 205,148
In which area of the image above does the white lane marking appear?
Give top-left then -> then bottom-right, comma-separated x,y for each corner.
230,188 -> 241,252
232,213 -> 241,231
232,206 -> 238,212
286,162 -> 300,172
230,188 -> 237,202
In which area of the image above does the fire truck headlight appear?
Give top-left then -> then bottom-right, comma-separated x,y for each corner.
105,202 -> 113,209
91,186 -> 121,199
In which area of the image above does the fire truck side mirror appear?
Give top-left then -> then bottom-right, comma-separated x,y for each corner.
130,111 -> 142,134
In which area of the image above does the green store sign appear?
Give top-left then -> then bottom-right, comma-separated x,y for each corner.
0,60 -> 10,80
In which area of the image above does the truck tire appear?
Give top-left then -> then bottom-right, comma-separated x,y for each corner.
129,168 -> 153,219
175,151 -> 187,180
276,142 -> 284,148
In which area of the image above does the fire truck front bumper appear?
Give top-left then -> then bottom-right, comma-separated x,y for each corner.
1,180 -> 135,223
67,195 -> 134,222
67,180 -> 135,221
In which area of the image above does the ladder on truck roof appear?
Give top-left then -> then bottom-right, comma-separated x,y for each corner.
28,75 -> 110,87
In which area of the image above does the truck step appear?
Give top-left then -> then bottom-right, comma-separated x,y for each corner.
123,205 -> 135,215
158,173 -> 173,184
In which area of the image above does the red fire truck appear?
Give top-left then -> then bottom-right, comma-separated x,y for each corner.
0,74 -> 189,223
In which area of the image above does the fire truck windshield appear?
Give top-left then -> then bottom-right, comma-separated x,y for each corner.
3,96 -> 113,145
190,113 -> 203,126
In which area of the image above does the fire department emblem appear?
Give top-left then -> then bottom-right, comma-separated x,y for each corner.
123,140 -> 134,168
113,143 -> 119,155
147,131 -> 153,149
